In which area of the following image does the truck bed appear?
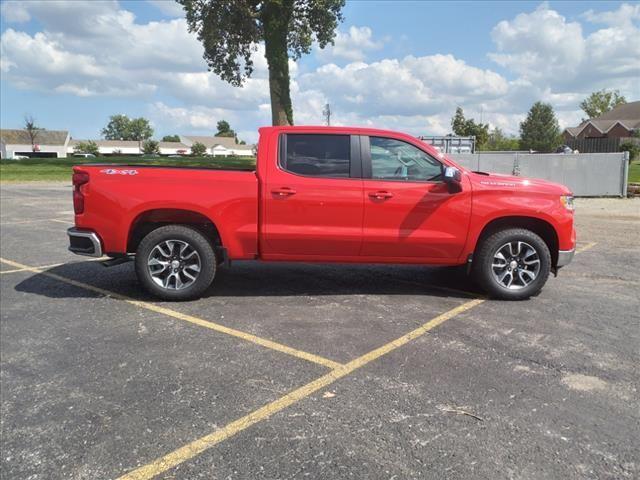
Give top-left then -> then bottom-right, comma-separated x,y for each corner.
74,164 -> 259,258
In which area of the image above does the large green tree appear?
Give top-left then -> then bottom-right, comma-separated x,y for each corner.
450,107 -> 489,147
101,115 -> 154,143
519,102 -> 561,152
215,120 -> 235,137
580,89 -> 626,119
179,0 -> 345,126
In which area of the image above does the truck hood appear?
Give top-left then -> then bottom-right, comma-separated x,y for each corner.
467,171 -> 572,195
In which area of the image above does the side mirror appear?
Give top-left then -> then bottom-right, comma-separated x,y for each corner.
443,166 -> 462,193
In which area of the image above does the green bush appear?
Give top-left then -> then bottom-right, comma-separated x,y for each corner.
620,141 -> 640,162
142,139 -> 160,155
73,140 -> 100,156
190,142 -> 207,156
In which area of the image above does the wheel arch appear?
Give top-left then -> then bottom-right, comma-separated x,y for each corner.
127,208 -> 223,256
475,216 -> 559,266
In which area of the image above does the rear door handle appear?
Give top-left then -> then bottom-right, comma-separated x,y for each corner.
368,191 -> 393,200
272,187 -> 296,197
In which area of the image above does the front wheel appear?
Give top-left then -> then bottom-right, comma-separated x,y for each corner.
135,225 -> 216,301
473,228 -> 551,300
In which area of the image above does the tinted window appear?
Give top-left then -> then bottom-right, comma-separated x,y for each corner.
370,137 -> 443,181
283,134 -> 350,177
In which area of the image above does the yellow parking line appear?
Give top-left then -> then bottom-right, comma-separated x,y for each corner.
117,297 -> 484,480
0,219 -> 52,226
0,257 -> 107,275
0,257 -> 342,370
575,242 -> 597,254
0,218 -> 74,226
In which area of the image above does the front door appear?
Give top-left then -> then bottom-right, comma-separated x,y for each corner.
360,136 -> 471,259
262,133 -> 364,257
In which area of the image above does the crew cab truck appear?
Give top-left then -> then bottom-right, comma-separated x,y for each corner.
67,126 -> 576,301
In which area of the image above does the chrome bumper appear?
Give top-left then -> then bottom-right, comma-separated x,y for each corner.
67,228 -> 103,257
557,248 -> 575,267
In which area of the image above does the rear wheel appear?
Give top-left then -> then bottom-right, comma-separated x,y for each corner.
473,228 -> 551,300
135,225 -> 216,301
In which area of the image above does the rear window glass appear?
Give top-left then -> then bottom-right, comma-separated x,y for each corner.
282,134 -> 350,177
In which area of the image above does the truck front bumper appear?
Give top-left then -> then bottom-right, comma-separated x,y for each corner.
557,248 -> 575,267
67,228 -> 103,257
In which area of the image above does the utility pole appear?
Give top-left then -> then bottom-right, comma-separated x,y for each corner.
322,103 -> 331,126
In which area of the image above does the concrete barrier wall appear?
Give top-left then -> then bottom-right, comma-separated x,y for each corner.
449,152 -> 628,197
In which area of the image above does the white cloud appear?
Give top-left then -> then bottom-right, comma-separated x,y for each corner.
1,1 -> 638,139
0,1 -> 31,22
582,3 -> 640,27
147,0 -> 185,18
488,2 -> 640,93
317,26 -> 385,62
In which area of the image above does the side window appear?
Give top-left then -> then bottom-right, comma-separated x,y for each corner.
281,134 -> 350,177
370,136 -> 443,181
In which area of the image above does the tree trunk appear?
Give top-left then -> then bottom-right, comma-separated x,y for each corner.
262,0 -> 294,126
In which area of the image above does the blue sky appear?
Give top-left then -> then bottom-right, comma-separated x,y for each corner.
1,0 -> 638,143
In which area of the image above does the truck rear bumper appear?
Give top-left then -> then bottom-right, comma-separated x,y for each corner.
557,248 -> 575,267
67,228 -> 103,257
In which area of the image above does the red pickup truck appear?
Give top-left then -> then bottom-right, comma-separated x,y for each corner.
68,126 -> 575,301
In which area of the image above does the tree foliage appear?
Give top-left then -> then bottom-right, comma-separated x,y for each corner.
450,107 -> 489,147
23,115 -> 43,151
519,102 -> 561,152
580,89 -> 627,119
162,135 -> 181,142
216,120 -> 235,138
73,141 -> 100,156
101,114 -> 154,143
481,127 -> 520,151
142,139 -> 160,155
620,141 -> 640,162
190,141 -> 207,156
179,0 -> 345,126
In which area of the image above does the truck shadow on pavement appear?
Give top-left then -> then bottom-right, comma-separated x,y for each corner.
14,260 -> 482,301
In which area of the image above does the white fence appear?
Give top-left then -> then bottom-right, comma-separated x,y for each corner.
449,152 -> 629,197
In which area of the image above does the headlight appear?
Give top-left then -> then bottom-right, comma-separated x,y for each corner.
560,195 -> 575,211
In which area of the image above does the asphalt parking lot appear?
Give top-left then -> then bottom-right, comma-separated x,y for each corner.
1,182 -> 638,480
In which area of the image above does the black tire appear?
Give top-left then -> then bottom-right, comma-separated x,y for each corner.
135,225 -> 216,301
473,228 -> 551,300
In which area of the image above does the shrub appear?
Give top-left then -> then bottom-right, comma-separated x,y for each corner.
190,142 -> 207,156
620,141 -> 640,162
73,141 -> 100,156
142,139 -> 160,155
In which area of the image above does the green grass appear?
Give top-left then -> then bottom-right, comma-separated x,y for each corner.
0,156 -> 256,182
628,160 -> 640,184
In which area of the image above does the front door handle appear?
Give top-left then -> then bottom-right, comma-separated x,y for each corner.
272,187 -> 296,197
368,191 -> 393,200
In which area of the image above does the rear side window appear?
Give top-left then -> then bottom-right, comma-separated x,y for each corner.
281,134 -> 350,177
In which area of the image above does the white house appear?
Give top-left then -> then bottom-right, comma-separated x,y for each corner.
180,135 -> 256,156
67,139 -> 192,156
1,129 -> 70,158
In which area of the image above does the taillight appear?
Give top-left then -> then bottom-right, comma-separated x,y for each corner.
72,171 -> 89,214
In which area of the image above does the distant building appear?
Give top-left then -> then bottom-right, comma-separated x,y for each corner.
67,135 -> 255,156
180,135 -> 256,156
1,129 -> 70,158
68,139 -> 191,156
563,101 -> 640,141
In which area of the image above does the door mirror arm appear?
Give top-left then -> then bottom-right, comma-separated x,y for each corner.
443,166 -> 462,193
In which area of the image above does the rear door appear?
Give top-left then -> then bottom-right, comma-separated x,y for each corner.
360,135 -> 472,259
262,133 -> 364,257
